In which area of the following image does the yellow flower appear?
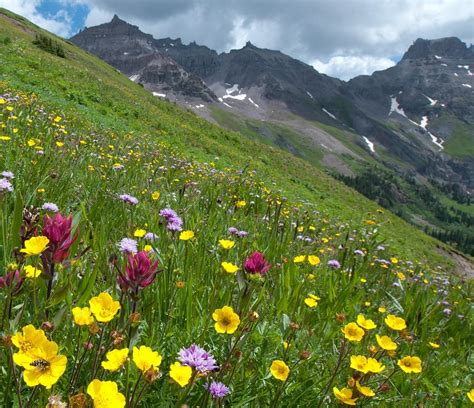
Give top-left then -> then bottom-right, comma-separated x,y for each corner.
376,334 -> 397,351
0,136 -> 11,141
89,292 -> 121,323
357,314 -> 377,330
293,255 -> 306,263
356,381 -> 375,397
179,230 -> 195,241
20,236 -> 49,256
270,360 -> 289,381
390,257 -> 398,264
342,322 -> 365,342
333,387 -> 358,406
132,346 -> 162,373
24,265 -> 42,278
212,306 -> 240,334
397,356 -> 422,373
236,200 -> 246,208
308,255 -> 320,266
11,325 -> 48,354
13,340 -> 67,389
350,355 -> 369,373
304,294 -> 320,308
385,314 -> 407,331
144,244 -> 152,252
169,362 -> 192,387
219,239 -> 235,249
151,191 -> 160,200
366,357 -> 385,373
428,341 -> 440,349
101,348 -> 129,372
221,262 -> 239,274
378,306 -> 386,313
72,307 -> 94,326
134,229 -> 146,238
87,379 -> 125,408
467,389 -> 474,403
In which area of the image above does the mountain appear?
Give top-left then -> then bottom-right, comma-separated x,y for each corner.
70,17 -> 474,255
71,15 -> 216,101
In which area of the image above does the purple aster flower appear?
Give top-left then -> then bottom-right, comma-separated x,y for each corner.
377,245 -> 385,251
144,232 -> 158,241
119,194 -> 139,205
443,308 -> 451,315
160,208 -> 183,232
159,208 -> 178,220
118,238 -> 138,254
327,259 -> 341,269
354,249 -> 365,256
237,230 -> 248,238
1,171 -> 14,179
178,344 -> 217,374
0,178 -> 13,192
42,202 -> 59,212
228,227 -> 238,235
208,381 -> 230,399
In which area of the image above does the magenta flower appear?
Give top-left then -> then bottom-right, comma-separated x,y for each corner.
208,381 -> 230,399
118,250 -> 159,291
43,213 -> 77,263
178,344 -> 217,374
244,251 -> 271,276
0,270 -> 23,293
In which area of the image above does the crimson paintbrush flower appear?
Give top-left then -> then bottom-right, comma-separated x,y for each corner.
43,213 -> 77,263
118,250 -> 159,291
244,251 -> 271,276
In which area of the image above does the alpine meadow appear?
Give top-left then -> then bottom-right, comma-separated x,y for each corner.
0,6 -> 473,408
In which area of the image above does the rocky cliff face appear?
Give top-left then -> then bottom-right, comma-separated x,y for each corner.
70,16 -> 216,101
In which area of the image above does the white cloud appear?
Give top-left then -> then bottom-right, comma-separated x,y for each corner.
0,0 -> 74,37
311,56 -> 396,80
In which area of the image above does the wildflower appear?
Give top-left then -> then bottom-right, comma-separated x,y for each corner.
304,294 -> 320,308
378,306 -> 386,313
237,230 -> 248,237
0,178 -> 13,192
212,306 -> 240,334
101,348 -> 128,371
236,200 -> 246,208
270,360 -> 289,381
244,251 -> 271,275
357,314 -> 377,330
169,362 -> 192,387
24,265 -> 41,278
144,232 -> 158,241
350,355 -> 370,373
208,381 -> 230,399
293,255 -> 306,263
0,269 -> 23,292
179,230 -> 195,240
327,259 -> 341,269
151,191 -> 160,200
11,325 -> 48,354
118,250 -> 159,291
178,344 -> 217,374
467,389 -> 474,403
0,171 -> 14,179
118,238 -> 138,254
42,203 -> 59,212
342,322 -> 365,342
221,262 -> 239,274
356,381 -> 375,397
385,314 -> 407,331
47,394 -> 67,408
308,255 -> 320,265
87,379 -> 125,408
20,236 -> 49,256
43,213 -> 77,262
159,208 -> 183,231
89,292 -> 121,323
333,387 -> 358,405
132,346 -> 162,373
376,334 -> 397,351
397,356 -> 422,373
72,307 -> 94,326
354,249 -> 365,256
219,239 -> 235,250
13,340 -> 67,389
366,357 -> 385,373
119,194 -> 138,205
133,229 -> 146,238
428,341 -> 440,349
228,227 -> 239,234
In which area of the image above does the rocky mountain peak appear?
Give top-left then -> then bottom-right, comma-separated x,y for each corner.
402,37 -> 473,60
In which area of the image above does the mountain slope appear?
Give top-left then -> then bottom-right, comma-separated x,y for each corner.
1,8 -> 472,269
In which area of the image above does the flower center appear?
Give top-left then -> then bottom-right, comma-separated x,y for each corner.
221,317 -> 231,326
30,359 -> 50,372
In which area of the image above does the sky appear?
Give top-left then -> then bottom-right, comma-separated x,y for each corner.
1,0 -> 473,80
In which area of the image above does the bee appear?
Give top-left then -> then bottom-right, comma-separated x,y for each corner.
30,359 -> 50,370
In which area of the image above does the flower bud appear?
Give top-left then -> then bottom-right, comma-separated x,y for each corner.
41,321 -> 54,332
336,313 -> 345,322
69,393 -> 87,408
289,322 -> 300,331
299,350 -> 311,360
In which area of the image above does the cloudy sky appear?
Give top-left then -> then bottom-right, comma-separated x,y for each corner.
2,0 -> 473,79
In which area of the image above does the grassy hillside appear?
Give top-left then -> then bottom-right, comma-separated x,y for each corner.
0,8 -> 473,407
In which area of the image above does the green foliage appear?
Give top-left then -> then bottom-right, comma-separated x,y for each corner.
33,34 -> 65,58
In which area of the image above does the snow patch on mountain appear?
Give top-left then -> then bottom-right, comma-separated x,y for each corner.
322,108 -> 337,120
362,136 -> 375,153
306,91 -> 314,99
152,92 -> 166,97
129,74 -> 140,82
248,98 -> 260,108
389,96 -> 407,117
462,83 -> 472,88
423,94 -> 437,106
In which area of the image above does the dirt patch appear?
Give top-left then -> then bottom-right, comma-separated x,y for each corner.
435,246 -> 474,280
0,12 -> 35,36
